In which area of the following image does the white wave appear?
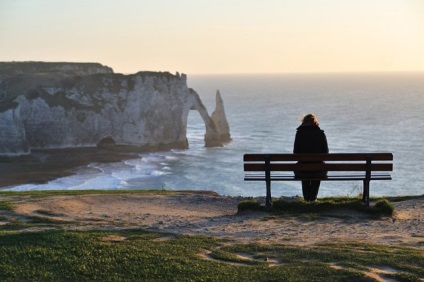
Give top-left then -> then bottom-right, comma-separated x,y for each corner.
150,170 -> 170,176
165,155 -> 177,160
87,163 -> 106,173
67,175 -> 122,190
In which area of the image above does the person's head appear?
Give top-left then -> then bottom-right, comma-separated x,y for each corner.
301,113 -> 319,126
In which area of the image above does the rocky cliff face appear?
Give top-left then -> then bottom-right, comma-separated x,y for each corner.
0,106 -> 29,154
0,62 -> 230,156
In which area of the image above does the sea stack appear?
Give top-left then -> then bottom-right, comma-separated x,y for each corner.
211,90 -> 232,143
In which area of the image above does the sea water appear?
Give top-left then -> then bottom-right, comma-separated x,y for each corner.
5,73 -> 424,197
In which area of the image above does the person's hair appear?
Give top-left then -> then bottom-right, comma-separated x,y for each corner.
302,113 -> 319,126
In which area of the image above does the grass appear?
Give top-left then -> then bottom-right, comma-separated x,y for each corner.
237,199 -> 265,212
238,196 -> 395,217
0,201 -> 15,211
0,229 -> 422,281
0,191 -> 422,280
217,242 -> 424,280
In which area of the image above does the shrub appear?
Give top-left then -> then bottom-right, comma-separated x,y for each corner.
238,197 -> 395,217
272,197 -> 362,213
237,200 -> 264,212
372,199 -> 394,216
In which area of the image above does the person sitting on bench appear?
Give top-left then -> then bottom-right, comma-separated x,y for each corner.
293,113 -> 329,202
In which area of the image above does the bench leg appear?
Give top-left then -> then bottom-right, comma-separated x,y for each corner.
362,180 -> 370,207
266,179 -> 272,210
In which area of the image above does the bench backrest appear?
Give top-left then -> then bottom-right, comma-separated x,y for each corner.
244,153 -> 393,172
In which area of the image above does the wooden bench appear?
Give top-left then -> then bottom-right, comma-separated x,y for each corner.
243,153 -> 393,209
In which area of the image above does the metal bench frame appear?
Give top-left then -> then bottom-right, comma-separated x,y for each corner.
244,153 -> 393,209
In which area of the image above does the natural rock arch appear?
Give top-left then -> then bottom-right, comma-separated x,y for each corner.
187,89 -> 222,147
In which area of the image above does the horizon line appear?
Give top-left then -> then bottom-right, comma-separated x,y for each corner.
186,70 -> 424,76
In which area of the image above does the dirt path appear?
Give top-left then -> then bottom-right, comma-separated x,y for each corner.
2,192 -> 423,248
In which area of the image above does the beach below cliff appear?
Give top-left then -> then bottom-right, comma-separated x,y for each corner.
2,191 -> 423,248
0,148 -> 140,188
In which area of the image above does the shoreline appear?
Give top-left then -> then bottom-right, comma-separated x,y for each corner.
0,148 -> 140,188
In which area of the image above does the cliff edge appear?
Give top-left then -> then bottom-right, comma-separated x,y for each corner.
0,62 -> 230,156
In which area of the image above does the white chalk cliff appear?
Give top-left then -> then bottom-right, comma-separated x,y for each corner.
0,62 -> 230,156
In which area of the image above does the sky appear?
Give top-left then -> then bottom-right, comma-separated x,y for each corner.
1,0 -> 424,74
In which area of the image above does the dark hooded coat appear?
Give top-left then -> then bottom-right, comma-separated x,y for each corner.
293,125 -> 329,154
293,124 -> 329,178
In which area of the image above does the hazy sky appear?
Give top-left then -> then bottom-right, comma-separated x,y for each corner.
1,0 -> 423,74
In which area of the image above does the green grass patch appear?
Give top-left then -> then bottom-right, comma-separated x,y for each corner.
0,229 -> 422,281
372,199 -> 394,216
237,199 -> 265,212
238,196 -> 396,217
0,201 -> 15,211
208,249 -> 264,266
220,242 -> 424,280
272,196 -> 365,213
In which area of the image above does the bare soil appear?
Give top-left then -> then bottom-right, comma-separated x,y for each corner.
1,191 -> 423,248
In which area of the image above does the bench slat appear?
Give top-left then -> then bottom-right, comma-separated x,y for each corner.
245,174 -> 392,181
245,173 -> 391,177
244,163 -> 393,172
244,153 -> 393,162
245,177 -> 392,181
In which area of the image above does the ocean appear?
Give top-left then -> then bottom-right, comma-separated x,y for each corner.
5,73 -> 424,198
